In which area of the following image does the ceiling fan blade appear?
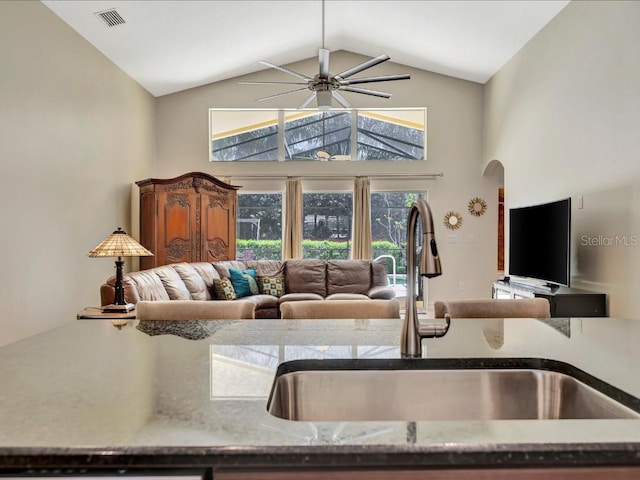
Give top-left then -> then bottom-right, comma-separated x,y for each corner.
335,54 -> 390,80
239,81 -> 309,85
297,92 -> 316,109
341,86 -> 392,99
319,48 -> 330,78
256,87 -> 309,102
340,74 -> 410,85
332,91 -> 351,108
259,60 -> 312,81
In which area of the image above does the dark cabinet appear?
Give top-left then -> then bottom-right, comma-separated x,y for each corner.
136,172 -> 240,269
493,281 -> 606,317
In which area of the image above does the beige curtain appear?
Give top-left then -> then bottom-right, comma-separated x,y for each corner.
351,177 -> 372,259
283,178 -> 303,259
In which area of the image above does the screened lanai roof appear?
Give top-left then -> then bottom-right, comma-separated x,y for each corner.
210,109 -> 425,161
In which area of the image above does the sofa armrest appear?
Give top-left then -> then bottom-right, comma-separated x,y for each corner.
100,277 -> 141,306
367,285 -> 396,300
136,300 -> 255,320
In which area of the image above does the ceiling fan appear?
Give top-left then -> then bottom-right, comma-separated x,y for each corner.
239,1 -> 410,110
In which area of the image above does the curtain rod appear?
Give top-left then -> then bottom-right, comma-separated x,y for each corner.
229,173 -> 444,180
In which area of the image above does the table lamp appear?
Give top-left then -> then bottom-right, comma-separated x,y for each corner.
88,227 -> 153,312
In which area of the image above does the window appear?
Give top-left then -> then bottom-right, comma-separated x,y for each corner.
371,191 -> 425,284
357,110 -> 425,160
210,110 -> 279,161
236,189 -> 428,279
236,193 -> 282,260
210,108 -> 426,162
303,192 -> 352,259
284,111 -> 352,160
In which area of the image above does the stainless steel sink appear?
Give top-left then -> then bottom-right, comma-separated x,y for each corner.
267,359 -> 640,421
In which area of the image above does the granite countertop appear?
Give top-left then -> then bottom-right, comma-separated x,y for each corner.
0,316 -> 639,474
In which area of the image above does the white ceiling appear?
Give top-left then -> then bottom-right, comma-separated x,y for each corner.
41,0 -> 570,97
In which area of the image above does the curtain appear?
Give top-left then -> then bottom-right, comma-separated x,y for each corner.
283,178 -> 303,259
351,177 -> 372,259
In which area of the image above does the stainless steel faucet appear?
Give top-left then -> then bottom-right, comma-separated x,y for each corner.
400,199 -> 449,358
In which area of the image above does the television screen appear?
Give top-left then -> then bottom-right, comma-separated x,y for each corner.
509,198 -> 571,287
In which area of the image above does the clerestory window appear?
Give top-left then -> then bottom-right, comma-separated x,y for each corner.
210,108 -> 426,162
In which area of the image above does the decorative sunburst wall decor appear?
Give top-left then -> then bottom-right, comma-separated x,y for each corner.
444,211 -> 463,230
468,197 -> 487,217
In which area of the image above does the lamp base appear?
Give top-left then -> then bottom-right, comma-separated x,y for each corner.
102,303 -> 135,313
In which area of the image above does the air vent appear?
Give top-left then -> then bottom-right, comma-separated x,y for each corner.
95,8 -> 126,27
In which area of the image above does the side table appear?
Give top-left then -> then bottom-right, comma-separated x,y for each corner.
77,307 -> 136,329
77,307 -> 137,319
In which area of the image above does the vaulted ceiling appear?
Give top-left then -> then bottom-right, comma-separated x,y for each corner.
42,0 -> 570,97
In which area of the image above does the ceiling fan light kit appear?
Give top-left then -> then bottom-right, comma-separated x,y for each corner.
240,1 -> 410,110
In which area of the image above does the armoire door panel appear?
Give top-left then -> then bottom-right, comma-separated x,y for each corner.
163,193 -> 193,241
202,194 -> 235,261
159,192 -> 197,264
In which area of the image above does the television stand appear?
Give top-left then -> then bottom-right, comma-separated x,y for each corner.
492,280 -> 607,317
508,278 -> 559,292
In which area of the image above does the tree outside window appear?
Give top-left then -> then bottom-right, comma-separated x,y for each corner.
302,193 -> 352,259
371,192 -> 425,280
236,193 -> 282,260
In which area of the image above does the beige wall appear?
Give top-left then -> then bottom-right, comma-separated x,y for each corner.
483,1 -> 640,318
155,50 -> 501,306
0,1 -> 156,346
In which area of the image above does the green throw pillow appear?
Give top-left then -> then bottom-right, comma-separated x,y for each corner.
228,268 -> 259,298
259,275 -> 285,297
212,277 -> 236,300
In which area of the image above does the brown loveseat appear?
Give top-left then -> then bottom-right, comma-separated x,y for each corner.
100,258 -> 395,319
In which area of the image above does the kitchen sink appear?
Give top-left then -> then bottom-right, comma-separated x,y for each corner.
267,358 -> 640,421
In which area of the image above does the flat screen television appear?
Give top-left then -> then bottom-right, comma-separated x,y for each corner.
508,198 -> 571,288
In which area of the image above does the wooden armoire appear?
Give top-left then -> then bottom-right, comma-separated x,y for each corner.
136,172 -> 240,270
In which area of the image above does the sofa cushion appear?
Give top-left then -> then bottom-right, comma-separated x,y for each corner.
238,294 -> 278,310
245,260 -> 284,277
326,260 -> 371,296
259,275 -> 285,297
171,263 -> 208,300
371,258 -> 390,287
285,259 -> 326,297
326,293 -> 370,300
191,262 -> 221,299
279,292 -> 324,304
213,260 -> 247,279
121,270 -> 171,302
367,285 -> 396,300
153,265 -> 192,300
229,268 -> 259,298
212,278 -> 237,300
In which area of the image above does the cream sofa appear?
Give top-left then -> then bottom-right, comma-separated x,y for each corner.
100,258 -> 395,319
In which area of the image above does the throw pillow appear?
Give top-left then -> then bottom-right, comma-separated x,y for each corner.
259,275 -> 285,297
212,278 -> 237,300
229,268 -> 259,298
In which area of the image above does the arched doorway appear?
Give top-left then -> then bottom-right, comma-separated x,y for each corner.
483,160 -> 505,273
